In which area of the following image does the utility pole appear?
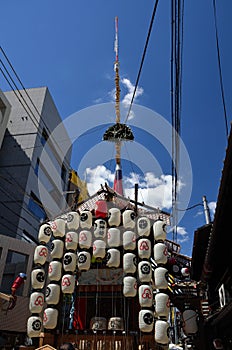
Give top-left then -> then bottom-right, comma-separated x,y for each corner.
202,195 -> 211,224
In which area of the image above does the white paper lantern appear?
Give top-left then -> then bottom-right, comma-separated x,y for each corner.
31,268 -> 45,289
29,292 -> 44,313
48,261 -> 62,281
155,320 -> 169,344
155,293 -> 170,319
93,240 -> 106,258
51,239 -> 64,259
34,245 -> 48,266
79,230 -> 92,249
38,224 -> 52,244
108,317 -> 124,330
61,274 -> 75,294
137,217 -> 151,237
45,283 -> 60,305
90,317 -> 107,330
154,267 -> 169,290
153,220 -> 166,242
106,249 -> 120,268
154,243 -> 168,265
123,231 -> 136,250
94,219 -> 107,238
138,261 -> 152,283
77,251 -> 91,271
139,310 -> 154,333
138,238 -> 151,259
183,309 -> 198,335
122,210 -> 136,229
123,253 -> 137,274
27,316 -> 42,338
66,211 -> 80,231
51,218 -> 66,238
107,227 -> 121,247
108,207 -> 121,227
123,276 -> 137,297
181,267 -> 190,277
63,252 -> 77,272
65,231 -> 78,251
80,210 -> 92,229
43,307 -> 58,329
139,285 -> 153,308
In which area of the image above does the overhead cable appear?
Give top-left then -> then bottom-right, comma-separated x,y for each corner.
124,0 -> 159,123
212,0 -> 229,137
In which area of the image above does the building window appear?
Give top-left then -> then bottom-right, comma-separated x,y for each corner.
28,191 -> 47,221
61,164 -> 67,183
35,158 -> 40,176
0,250 -> 28,295
41,128 -> 49,146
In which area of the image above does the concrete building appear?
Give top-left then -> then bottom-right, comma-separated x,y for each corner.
0,90 -> 11,149
0,87 -> 72,347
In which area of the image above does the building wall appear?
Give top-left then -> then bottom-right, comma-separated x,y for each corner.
0,90 -> 11,149
0,87 -> 72,242
0,87 -> 72,338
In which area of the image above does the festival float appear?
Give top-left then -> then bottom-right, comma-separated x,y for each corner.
26,17 -> 194,350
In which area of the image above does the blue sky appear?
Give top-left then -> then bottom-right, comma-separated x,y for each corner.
1,1 -> 232,256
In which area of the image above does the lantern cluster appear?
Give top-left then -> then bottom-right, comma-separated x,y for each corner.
153,221 -> 170,346
27,200 -> 170,348
27,223 -> 52,337
137,217 -> 154,333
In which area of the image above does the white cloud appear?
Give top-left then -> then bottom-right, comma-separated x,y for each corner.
107,77 -> 144,120
121,78 -> 144,106
85,165 -> 114,194
85,166 -> 179,211
208,201 -> 216,218
168,226 -> 189,243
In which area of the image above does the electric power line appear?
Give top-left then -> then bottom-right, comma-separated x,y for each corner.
212,0 -> 229,137
124,0 -> 160,123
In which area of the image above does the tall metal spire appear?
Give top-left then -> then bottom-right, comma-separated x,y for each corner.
103,17 -> 134,195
